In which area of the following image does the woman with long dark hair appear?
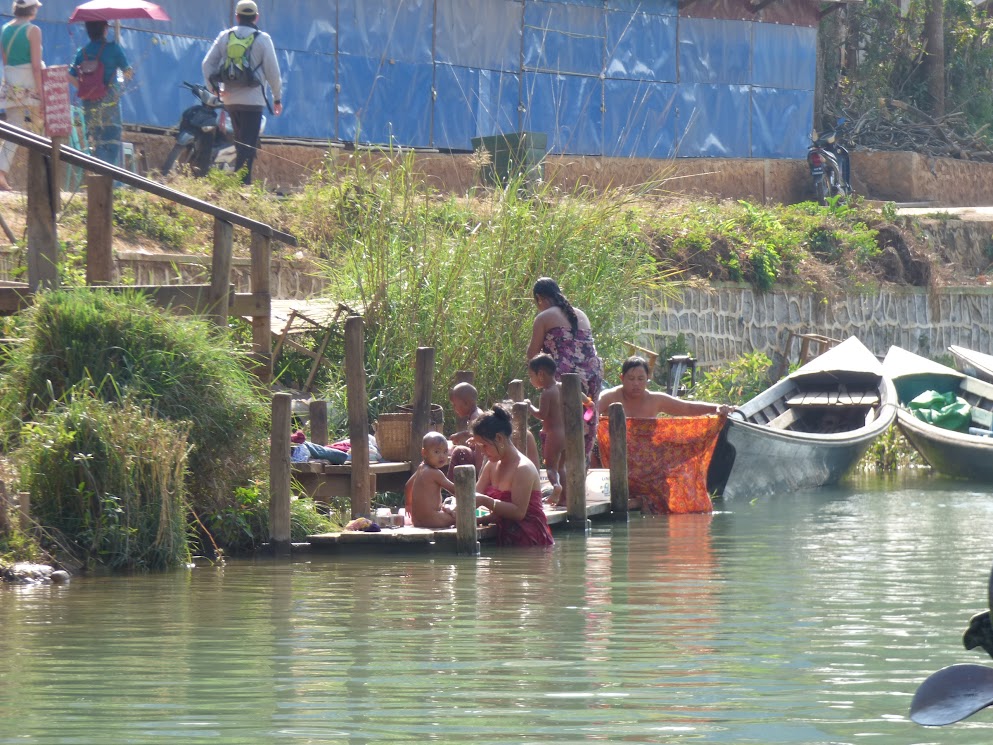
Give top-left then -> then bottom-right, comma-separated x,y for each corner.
526,277 -> 604,457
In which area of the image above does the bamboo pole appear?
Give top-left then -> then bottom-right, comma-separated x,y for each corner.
454,464 -> 479,556
85,173 -> 114,285
345,316 -> 371,518
607,402 -> 630,519
561,373 -> 588,531
309,400 -> 329,446
269,392 -> 292,556
410,347 -> 435,469
0,482 -> 9,535
209,217 -> 233,328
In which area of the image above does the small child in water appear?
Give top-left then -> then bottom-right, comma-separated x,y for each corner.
528,353 -> 566,506
405,431 -> 458,529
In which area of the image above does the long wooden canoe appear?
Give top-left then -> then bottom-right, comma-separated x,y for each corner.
949,345 -> 993,384
708,336 -> 896,500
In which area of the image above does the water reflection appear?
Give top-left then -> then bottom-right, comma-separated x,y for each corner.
1,474 -> 992,743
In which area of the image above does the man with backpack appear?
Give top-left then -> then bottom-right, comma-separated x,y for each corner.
201,0 -> 281,185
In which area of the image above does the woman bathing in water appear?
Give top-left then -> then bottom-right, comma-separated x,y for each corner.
598,356 -> 736,419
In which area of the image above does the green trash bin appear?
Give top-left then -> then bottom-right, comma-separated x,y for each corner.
471,131 -> 547,187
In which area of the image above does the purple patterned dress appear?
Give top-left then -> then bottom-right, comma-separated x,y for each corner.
542,326 -> 604,457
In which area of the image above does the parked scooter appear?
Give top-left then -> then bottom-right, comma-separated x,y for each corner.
807,120 -> 852,205
161,82 -> 265,177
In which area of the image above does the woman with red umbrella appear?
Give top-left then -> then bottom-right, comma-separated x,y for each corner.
69,19 -> 132,166
0,0 -> 45,191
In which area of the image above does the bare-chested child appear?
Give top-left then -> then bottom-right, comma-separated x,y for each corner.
405,432 -> 458,529
528,353 -> 566,506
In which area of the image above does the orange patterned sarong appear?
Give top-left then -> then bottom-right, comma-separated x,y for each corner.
596,415 -> 724,514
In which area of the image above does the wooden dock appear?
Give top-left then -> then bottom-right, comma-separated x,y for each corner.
305,470 -> 617,551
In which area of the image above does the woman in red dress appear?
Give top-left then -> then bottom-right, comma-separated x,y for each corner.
472,406 -> 553,547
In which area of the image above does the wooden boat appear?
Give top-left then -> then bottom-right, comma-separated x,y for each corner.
708,336 -> 897,500
949,344 -> 993,384
883,345 -> 993,481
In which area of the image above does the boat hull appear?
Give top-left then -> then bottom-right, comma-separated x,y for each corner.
896,411 -> 993,481
719,419 -> 886,500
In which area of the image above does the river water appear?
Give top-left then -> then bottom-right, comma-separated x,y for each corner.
2,473 -> 993,744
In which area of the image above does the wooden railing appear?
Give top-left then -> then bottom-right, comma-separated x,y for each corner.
0,119 -> 298,383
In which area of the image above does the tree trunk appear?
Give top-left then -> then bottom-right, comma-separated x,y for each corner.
923,0 -> 945,117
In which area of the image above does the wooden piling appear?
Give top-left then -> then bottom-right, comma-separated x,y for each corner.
455,370 -> 474,385
269,392 -> 292,556
507,379 -> 524,403
454,464 -> 479,556
607,402 -> 630,519
561,373 -> 588,531
209,217 -> 233,328
410,347 -> 435,468
85,173 -> 115,285
345,316 -> 371,518
309,400 -> 329,446
512,401 -> 528,455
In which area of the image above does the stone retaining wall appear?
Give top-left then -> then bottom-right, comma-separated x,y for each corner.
635,284 -> 993,367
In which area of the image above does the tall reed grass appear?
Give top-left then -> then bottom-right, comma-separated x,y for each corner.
304,153 -> 680,426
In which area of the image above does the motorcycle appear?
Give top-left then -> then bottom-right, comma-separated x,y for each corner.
807,120 -> 852,205
162,82 -> 265,177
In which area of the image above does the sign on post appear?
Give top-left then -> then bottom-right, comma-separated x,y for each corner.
41,65 -> 71,138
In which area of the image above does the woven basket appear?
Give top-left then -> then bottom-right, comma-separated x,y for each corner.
399,403 -> 445,432
374,413 -> 413,462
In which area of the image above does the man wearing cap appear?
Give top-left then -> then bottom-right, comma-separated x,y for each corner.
201,0 -> 282,185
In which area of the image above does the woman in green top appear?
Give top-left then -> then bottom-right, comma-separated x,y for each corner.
0,0 -> 44,190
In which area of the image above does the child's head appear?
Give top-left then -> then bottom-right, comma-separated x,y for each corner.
421,431 -> 450,469
449,382 -> 478,419
528,353 -> 557,388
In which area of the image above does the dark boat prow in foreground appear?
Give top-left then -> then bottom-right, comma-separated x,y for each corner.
710,336 -> 896,500
883,345 -> 993,482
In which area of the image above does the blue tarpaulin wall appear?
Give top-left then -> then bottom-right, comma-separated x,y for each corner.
16,0 -> 816,158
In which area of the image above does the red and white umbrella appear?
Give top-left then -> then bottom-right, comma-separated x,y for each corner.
68,0 -> 170,23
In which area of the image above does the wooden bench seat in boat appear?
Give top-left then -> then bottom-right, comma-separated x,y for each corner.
786,390 -> 880,408
292,460 -> 412,502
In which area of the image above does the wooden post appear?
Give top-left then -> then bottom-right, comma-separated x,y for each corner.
410,347 -> 435,469
17,491 -> 30,532
512,401 -> 528,454
608,402 -> 630,519
269,392 -> 292,556
86,172 -> 114,285
0,482 -> 9,535
507,379 -> 524,403
345,316 -> 371,518
309,400 -> 329,446
26,148 -> 58,291
561,373 -> 588,531
208,217 -> 233,328
250,230 -> 272,384
454,464 -> 479,556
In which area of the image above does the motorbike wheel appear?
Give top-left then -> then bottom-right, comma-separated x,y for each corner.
814,174 -> 830,206
162,144 -> 192,176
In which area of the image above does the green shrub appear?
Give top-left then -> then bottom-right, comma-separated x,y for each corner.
16,392 -> 190,569
0,290 -> 269,535
693,352 -> 774,406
